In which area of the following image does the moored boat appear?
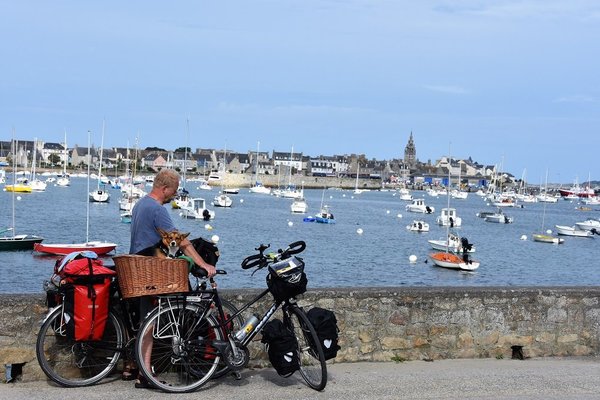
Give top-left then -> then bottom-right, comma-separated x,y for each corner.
555,225 -> 595,238
429,251 -> 480,271
33,241 -> 117,256
406,220 -> 429,232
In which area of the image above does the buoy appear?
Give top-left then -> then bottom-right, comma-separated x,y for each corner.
546,229 -> 552,235
329,195 -> 333,199
211,235 -> 219,243
204,224 -> 213,230
386,210 -> 390,214
397,213 -> 402,218
520,235 -> 527,241
288,221 -> 293,227
16,196 -> 22,201
409,255 -> 417,263
240,198 -> 244,203
356,228 -> 363,235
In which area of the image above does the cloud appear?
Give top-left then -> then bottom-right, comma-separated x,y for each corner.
423,85 -> 469,94
434,1 -> 600,20
553,95 -> 595,103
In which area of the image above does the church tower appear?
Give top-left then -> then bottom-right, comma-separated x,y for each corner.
404,132 -> 416,168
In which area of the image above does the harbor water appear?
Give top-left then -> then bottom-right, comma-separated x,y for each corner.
1,176 -> 599,294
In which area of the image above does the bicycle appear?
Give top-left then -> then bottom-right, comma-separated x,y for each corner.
134,240 -> 328,393
35,252 -> 243,387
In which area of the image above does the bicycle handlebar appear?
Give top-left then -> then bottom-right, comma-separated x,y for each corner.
241,240 -> 306,270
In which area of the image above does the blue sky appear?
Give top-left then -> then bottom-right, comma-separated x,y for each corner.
1,1 -> 599,183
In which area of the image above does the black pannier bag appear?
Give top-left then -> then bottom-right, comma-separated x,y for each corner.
266,256 -> 307,303
307,307 -> 341,360
261,319 -> 300,377
191,237 -> 220,266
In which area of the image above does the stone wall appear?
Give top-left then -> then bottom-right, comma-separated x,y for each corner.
3,286 -> 600,381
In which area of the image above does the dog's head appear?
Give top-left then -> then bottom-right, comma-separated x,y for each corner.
156,227 -> 190,258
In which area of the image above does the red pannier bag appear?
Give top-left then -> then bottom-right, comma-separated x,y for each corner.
54,252 -> 116,341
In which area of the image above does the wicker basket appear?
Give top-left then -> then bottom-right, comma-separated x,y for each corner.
113,255 -> 189,298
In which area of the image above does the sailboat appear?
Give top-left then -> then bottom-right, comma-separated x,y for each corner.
29,138 -> 47,192
213,146 -> 232,208
249,141 -> 271,194
315,188 -> 335,223
172,120 -> 192,209
56,131 -> 70,187
0,136 -> 44,251
533,169 -> 564,244
353,165 -> 364,194
89,122 -> 110,203
429,148 -> 479,271
280,146 -> 303,199
33,131 -> 117,256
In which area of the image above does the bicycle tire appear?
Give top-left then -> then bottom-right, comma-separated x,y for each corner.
285,306 -> 328,391
211,297 -> 244,379
36,307 -> 125,387
135,301 -> 223,393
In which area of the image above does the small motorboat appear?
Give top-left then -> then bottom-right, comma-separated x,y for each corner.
428,233 -> 475,253
484,209 -> 513,224
405,198 -> 434,214
315,206 -> 335,224
429,251 -> 480,271
532,234 -> 564,245
406,220 -> 429,233
34,241 -> 117,256
555,225 -> 595,238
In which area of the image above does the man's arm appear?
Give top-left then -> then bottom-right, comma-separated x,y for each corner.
180,238 -> 217,277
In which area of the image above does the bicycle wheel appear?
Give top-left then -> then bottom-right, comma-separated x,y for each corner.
36,306 -> 125,387
135,301 -> 223,393
212,298 -> 244,379
284,306 -> 327,391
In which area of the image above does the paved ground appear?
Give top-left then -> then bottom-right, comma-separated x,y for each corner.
2,357 -> 600,400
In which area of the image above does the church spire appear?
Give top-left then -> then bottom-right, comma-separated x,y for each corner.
404,131 -> 416,168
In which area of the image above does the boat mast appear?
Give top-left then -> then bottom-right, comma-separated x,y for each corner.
11,133 -> 16,237
254,141 -> 260,184
98,120 -> 105,191
86,131 -> 91,243
445,146 -> 451,253
183,117 -> 189,188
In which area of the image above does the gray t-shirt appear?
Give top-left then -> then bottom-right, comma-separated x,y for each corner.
129,195 -> 176,254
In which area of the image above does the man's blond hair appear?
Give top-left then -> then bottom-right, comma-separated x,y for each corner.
153,169 -> 180,190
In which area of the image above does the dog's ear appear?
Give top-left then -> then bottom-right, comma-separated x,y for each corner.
156,227 -> 168,237
182,232 -> 191,239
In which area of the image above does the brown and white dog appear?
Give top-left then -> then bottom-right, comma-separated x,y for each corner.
154,227 -> 190,259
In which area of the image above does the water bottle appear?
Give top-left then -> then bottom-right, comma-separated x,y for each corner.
235,314 -> 259,341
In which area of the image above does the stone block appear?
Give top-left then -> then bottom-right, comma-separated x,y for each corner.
381,336 -> 411,350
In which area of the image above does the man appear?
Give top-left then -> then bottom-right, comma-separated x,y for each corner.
130,168 -> 216,277
129,168 -> 215,388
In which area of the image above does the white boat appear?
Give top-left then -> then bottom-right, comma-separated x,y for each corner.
536,193 -> 558,203
405,198 -> 434,214
533,170 -> 563,245
291,197 -> 308,214
429,148 -> 480,271
398,188 -> 412,201
450,189 -> 468,200
353,166 -> 364,194
406,220 -> 429,232
484,209 -> 513,224
249,184 -> 271,194
555,225 -> 595,238
581,196 -> 600,205
180,197 -> 215,220
249,141 -> 271,195
213,193 -> 232,208
436,208 -> 461,227
29,138 -> 47,192
575,219 -> 600,232
198,181 -> 212,191
55,131 -> 70,187
428,232 -> 475,253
